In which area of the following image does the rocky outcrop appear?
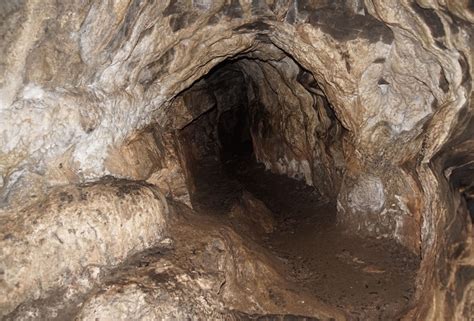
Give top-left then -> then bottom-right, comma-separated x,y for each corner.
0,180 -> 168,317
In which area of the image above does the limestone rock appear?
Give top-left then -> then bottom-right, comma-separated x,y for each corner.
230,191 -> 275,234
0,180 -> 168,317
0,0 -> 473,319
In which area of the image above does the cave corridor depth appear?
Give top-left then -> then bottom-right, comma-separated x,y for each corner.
173,54 -> 420,320
0,1 -> 473,320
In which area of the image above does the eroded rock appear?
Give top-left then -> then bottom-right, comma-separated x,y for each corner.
0,180 -> 168,317
0,0 -> 473,319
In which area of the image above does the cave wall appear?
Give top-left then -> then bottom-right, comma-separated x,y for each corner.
237,55 -> 344,198
0,0 -> 473,319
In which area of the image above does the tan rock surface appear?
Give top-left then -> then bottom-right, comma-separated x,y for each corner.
0,180 -> 168,317
0,0 -> 472,319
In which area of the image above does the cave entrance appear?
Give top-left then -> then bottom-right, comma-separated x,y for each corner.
165,47 -> 420,319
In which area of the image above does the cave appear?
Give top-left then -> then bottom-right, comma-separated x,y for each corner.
0,1 -> 473,320
167,53 -> 421,319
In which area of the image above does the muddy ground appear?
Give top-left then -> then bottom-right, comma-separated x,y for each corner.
190,155 -> 420,320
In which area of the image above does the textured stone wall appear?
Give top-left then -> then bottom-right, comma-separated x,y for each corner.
239,56 -> 344,198
1,180 -> 169,316
0,0 -> 473,319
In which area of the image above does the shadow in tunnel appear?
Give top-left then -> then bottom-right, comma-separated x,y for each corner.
172,52 -> 420,320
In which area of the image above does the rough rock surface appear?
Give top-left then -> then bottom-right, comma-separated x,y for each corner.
1,180 -> 168,317
0,0 -> 473,319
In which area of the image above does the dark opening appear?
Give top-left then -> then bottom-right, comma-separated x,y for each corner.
450,164 -> 474,224
217,102 -> 253,161
210,63 -> 254,161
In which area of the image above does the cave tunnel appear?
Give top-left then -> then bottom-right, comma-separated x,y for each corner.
172,46 -> 346,199
1,1 -> 473,320
155,47 -> 421,320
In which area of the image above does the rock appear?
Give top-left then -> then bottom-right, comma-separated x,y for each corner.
230,191 -> 275,235
0,179 -> 168,317
74,201 -> 346,320
0,0 -> 472,319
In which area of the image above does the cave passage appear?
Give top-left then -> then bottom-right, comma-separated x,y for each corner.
3,1 -> 474,319
174,53 -> 420,320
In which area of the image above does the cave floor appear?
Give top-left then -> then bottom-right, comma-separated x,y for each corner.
191,156 -> 420,320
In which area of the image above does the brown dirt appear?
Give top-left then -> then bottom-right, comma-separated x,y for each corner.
190,156 -> 420,320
